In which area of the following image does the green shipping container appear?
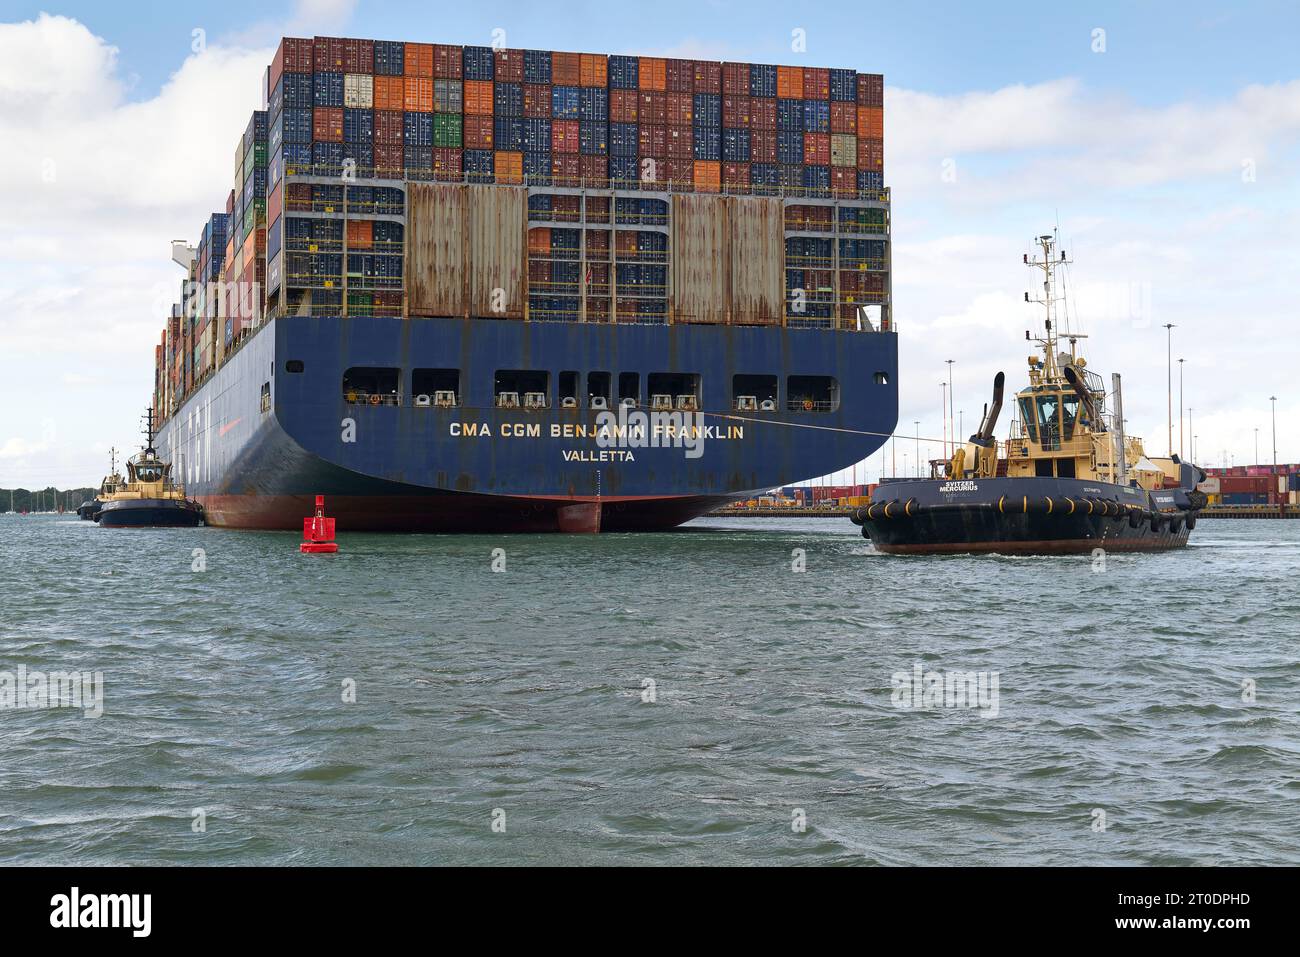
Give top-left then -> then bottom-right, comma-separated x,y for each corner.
433,112 -> 462,148
243,142 -> 268,178
347,291 -> 374,311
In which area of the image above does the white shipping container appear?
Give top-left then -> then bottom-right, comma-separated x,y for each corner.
267,250 -> 283,296
830,133 -> 857,167
344,74 -> 373,109
1197,477 -> 1220,494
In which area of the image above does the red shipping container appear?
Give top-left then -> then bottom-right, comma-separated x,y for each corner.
373,75 -> 404,112
343,38 -> 374,74
665,58 -> 693,93
830,101 -> 857,134
611,89 -> 639,123
314,36 -> 345,72
374,109 -> 403,145
639,56 -> 666,91
723,161 -> 750,188
552,52 -> 581,86
803,132 -> 829,165
579,153 -> 607,186
404,76 -> 433,112
552,119 -> 580,153
433,147 -> 462,181
666,124 -> 693,159
639,91 -> 666,125
664,158 -> 694,188
270,37 -> 312,95
750,97 -> 776,131
433,44 -> 462,79
804,67 -> 830,99
830,167 -> 856,197
267,180 -> 282,227
551,152 -> 580,184
374,143 -> 403,175
524,84 -> 551,118
405,42 -> 434,77
723,94 -> 751,128
693,60 -> 721,94
723,62 -> 750,95
666,91 -> 693,125
579,53 -> 607,87
314,107 -> 344,142
464,114 -> 494,149
750,128 -> 778,164
495,48 -> 524,82
857,73 -> 884,107
857,136 -> 883,169
639,156 -> 666,186
638,124 -> 667,157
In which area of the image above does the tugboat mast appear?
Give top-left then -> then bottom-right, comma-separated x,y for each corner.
1025,231 -> 1080,382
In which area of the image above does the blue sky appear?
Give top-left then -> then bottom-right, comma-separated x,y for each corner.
1,0 -> 1298,488
10,0 -> 1297,103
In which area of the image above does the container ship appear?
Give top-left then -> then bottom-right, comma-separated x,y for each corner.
150,38 -> 898,532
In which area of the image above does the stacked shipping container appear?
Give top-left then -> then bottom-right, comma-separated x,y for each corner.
161,36 -> 889,412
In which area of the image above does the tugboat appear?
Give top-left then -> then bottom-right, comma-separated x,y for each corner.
77,447 -> 124,521
97,409 -> 204,528
854,232 -> 1206,554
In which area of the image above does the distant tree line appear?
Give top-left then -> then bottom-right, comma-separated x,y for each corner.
0,488 -> 97,513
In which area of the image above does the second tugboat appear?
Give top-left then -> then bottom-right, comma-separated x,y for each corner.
98,409 -> 204,528
854,232 -> 1205,554
76,447 -> 124,521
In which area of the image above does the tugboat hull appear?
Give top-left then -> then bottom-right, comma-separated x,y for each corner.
853,477 -> 1197,555
98,499 -> 204,528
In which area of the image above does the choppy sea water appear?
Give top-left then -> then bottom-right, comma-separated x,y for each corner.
0,513 -> 1296,866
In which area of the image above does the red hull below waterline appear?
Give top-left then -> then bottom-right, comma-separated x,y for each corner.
197,491 -> 731,533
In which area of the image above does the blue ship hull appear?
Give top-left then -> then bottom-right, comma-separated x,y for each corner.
158,315 -> 898,531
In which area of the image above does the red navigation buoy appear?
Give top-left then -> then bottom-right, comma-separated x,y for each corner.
300,495 -> 338,553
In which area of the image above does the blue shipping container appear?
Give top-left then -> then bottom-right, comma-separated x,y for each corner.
344,108 -> 374,143
803,100 -> 830,132
693,125 -> 720,161
777,130 -> 803,165
749,64 -> 776,98
494,116 -> 523,151
610,122 -> 639,157
693,93 -> 721,127
495,82 -> 523,117
580,120 -> 608,155
523,117 -> 551,152
374,40 -> 404,76
523,49 -> 551,84
579,87 -> 608,123
551,86 -> 580,119
722,128 -> 751,162
314,72 -> 343,108
463,46 -> 495,81
403,112 -> 433,147
609,55 -> 638,89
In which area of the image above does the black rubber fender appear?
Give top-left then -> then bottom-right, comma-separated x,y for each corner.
1149,510 -> 1165,532
1185,511 -> 1197,531
1168,514 -> 1184,534
1128,507 -> 1144,529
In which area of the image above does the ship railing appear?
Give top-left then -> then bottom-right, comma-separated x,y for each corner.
342,391 -> 401,407
786,398 -> 835,412
283,164 -> 890,203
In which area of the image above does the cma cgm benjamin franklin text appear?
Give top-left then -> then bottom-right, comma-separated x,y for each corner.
152,38 -> 898,532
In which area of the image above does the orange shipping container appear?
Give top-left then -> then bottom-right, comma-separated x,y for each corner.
495,150 -> 523,184
405,42 -> 433,77
373,75 -> 404,112
579,53 -> 607,87
404,76 -> 433,112
639,56 -> 666,91
857,106 -> 884,138
464,79 -> 494,115
347,219 -> 373,249
267,180 -> 282,227
552,52 -> 581,86
528,227 -> 551,255
776,66 -> 804,99
693,160 -> 720,193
